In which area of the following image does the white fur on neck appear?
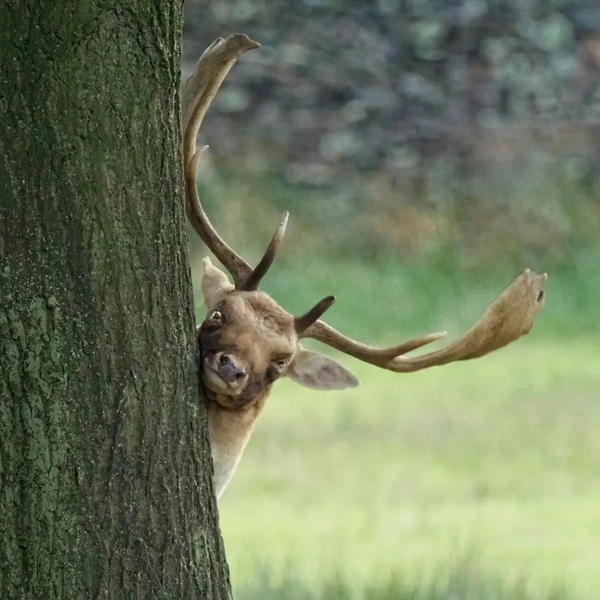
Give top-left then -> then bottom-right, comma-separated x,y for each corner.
206,395 -> 263,499
210,429 -> 253,499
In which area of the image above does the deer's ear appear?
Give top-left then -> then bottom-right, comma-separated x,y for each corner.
201,257 -> 234,308
286,348 -> 360,391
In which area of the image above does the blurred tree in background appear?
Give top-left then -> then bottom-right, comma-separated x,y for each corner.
183,0 -> 600,268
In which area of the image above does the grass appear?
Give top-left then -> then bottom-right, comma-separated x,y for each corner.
236,567 -> 573,600
219,342 -> 600,599
191,254 -> 600,600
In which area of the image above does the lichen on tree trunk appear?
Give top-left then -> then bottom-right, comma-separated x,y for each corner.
0,2 -> 231,598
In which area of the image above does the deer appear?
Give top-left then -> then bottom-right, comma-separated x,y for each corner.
182,34 -> 547,499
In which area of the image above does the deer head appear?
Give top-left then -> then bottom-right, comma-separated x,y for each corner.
197,259 -> 358,410
183,35 -> 547,498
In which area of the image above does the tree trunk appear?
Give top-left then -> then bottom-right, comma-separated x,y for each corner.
0,2 -> 231,599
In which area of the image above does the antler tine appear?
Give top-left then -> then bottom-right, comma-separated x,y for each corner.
183,34 -> 261,289
243,211 -> 289,291
300,269 -> 547,373
294,295 -> 336,333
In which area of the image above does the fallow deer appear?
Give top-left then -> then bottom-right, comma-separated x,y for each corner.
182,34 -> 547,499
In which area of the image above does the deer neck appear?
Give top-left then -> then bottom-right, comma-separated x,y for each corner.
204,390 -> 269,499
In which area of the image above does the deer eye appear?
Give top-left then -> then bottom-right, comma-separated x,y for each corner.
274,358 -> 290,371
266,365 -> 281,383
266,357 -> 290,383
274,356 -> 290,368
204,310 -> 224,330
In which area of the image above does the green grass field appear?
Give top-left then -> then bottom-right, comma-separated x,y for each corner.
192,256 -> 600,599
220,342 -> 599,599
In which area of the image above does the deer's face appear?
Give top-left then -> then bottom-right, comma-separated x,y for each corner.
198,259 -> 359,409
199,291 -> 298,406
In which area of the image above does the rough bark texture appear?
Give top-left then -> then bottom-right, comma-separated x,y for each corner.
0,2 -> 231,599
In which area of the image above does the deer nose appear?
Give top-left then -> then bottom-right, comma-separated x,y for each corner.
217,353 -> 247,384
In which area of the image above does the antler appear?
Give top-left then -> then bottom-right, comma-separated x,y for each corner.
183,34 -> 288,291
294,295 -> 337,334
300,269 -> 547,372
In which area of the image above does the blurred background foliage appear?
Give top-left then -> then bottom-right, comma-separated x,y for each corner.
184,0 -> 600,272
182,1 -> 599,599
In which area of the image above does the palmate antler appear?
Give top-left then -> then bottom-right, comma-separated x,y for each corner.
300,269 -> 547,372
183,34 -> 547,371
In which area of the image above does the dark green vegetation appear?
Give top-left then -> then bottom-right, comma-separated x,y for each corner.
185,0 -> 600,277
0,3 -> 230,599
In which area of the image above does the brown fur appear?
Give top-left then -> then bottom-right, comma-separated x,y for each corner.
199,292 -> 298,407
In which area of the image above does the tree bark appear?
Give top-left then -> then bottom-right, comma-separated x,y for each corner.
0,2 -> 231,599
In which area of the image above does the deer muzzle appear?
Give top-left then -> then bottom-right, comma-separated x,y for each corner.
216,353 -> 248,384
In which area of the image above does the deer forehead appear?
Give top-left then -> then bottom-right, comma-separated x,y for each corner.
218,292 -> 298,356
